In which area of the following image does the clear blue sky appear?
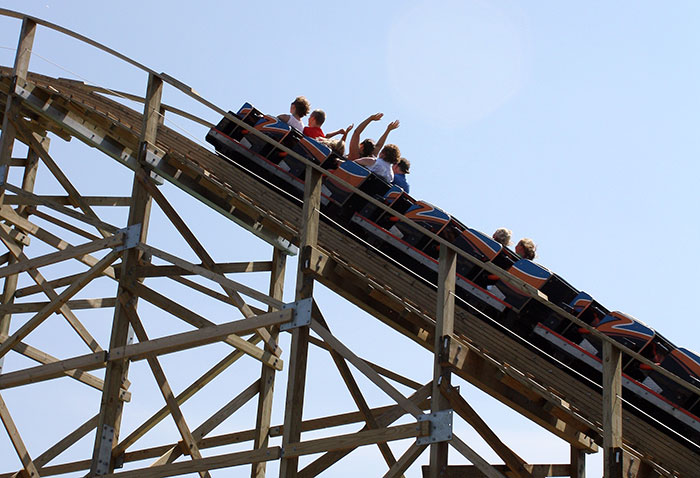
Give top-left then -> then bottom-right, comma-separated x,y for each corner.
1,2 -> 698,477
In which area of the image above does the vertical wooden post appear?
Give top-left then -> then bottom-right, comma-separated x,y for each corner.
570,446 -> 585,478
0,135 -> 43,371
279,165 -> 322,478
252,247 -> 286,478
90,73 -> 162,475
429,245 -> 456,478
0,17 -> 36,205
602,341 -> 623,478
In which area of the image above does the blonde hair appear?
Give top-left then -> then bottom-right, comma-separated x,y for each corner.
319,137 -> 345,156
492,228 -> 512,246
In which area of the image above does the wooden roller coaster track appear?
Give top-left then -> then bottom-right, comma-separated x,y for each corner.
0,10 -> 697,478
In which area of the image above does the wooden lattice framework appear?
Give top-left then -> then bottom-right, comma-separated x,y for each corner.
0,10 -> 698,478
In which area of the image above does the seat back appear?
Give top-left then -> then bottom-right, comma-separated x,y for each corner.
596,311 -> 655,352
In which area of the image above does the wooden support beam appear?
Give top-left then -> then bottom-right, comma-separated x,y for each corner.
280,166 -> 322,478
603,341 -> 623,478
424,464 -> 572,477
298,383 -> 431,478
0,248 -> 120,359
282,422 -> 430,460
28,206 -> 101,240
132,261 -> 272,278
136,243 -> 284,312
313,305 -> 401,473
0,391 -> 41,478
1,134 -> 41,344
0,230 -> 123,279
252,247 -> 286,478
570,447 -> 585,478
3,195 -> 132,207
310,318 -> 424,418
127,281 -> 282,370
117,298 -> 211,478
90,72 -> 161,476
0,205 -> 119,283
0,224 -> 106,353
32,414 -> 98,469
151,380 -> 260,467
0,332 -> 128,399
0,17 -> 36,204
440,383 -> 534,478
384,442 -> 428,478
2,182 -> 121,234
100,447 -> 282,478
13,118 -> 111,237
134,169 -> 281,357
429,246 -> 456,478
113,336 -> 262,457
0,298 -> 116,314
449,435 -> 508,478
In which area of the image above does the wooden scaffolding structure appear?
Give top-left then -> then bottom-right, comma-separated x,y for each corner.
0,11 -> 697,478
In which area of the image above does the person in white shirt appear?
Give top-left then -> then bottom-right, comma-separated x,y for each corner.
277,96 -> 310,131
354,143 -> 401,183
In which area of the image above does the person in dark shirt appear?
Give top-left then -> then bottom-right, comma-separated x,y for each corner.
515,238 -> 537,260
391,157 -> 410,192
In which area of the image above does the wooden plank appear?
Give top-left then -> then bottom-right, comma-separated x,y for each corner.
252,247 -> 285,478
127,281 -> 282,370
100,447 -> 282,478
427,464 -> 572,478
384,442 -> 428,478
132,261 -> 272,277
298,384 -> 432,477
450,435 -> 508,478
106,309 -> 291,363
28,206 -> 101,240
0,351 -> 108,389
429,246 -> 457,478
284,421 -> 430,459
3,195 -> 132,207
0,298 -> 116,314
440,383 -> 534,478
0,249 -> 120,359
0,391 -> 41,478
603,341 -> 623,478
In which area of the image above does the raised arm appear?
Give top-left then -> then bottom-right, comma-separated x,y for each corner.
373,120 -> 400,156
325,123 -> 354,140
348,113 -> 383,160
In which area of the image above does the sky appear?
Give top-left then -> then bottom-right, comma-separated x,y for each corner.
0,1 -> 699,477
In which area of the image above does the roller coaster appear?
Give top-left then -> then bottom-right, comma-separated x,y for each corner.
0,9 -> 698,478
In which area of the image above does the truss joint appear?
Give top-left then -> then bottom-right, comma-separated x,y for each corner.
280,297 -> 313,331
417,409 -> 453,445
